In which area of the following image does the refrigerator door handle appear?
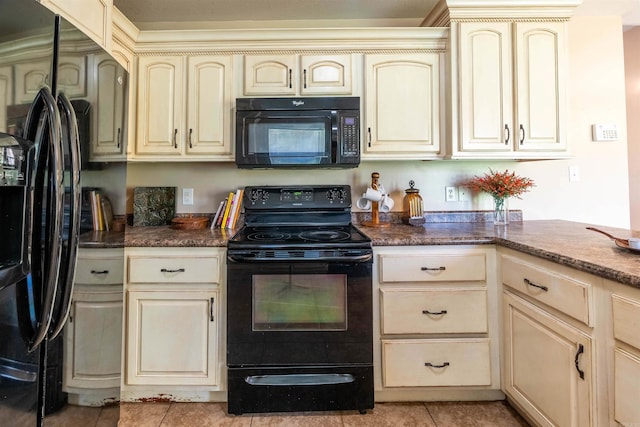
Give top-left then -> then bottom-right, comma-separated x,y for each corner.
23,87 -> 65,352
47,93 -> 81,339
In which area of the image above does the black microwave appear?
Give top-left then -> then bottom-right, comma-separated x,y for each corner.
235,97 -> 360,169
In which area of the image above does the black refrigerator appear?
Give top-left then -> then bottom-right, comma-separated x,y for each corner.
0,1 -> 126,425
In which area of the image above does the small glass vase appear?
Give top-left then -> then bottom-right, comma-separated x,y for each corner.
492,196 -> 509,225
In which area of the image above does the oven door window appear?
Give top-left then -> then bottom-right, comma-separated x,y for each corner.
246,116 -> 331,165
253,274 -> 347,331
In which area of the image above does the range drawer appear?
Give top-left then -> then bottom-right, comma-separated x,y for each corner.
382,339 -> 491,387
380,288 -> 487,334
75,257 -> 124,285
501,255 -> 592,325
127,255 -> 220,284
612,294 -> 640,350
379,254 -> 486,283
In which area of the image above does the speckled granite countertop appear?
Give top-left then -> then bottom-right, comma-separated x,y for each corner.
85,219 -> 640,288
356,220 -> 640,288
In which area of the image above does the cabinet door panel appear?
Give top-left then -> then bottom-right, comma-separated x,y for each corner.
503,291 -> 592,427
515,22 -> 566,151
300,55 -> 351,95
0,66 -> 12,132
136,56 -> 183,155
365,53 -> 440,155
57,55 -> 86,98
244,55 -> 297,96
14,61 -> 50,104
458,22 -> 512,152
614,348 -> 640,425
186,56 -> 232,155
126,290 -> 218,386
91,54 -> 126,159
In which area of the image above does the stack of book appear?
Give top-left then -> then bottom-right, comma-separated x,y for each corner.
86,188 -> 114,231
211,189 -> 244,229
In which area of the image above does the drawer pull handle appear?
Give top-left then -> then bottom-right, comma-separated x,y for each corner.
91,270 -> 109,275
422,309 -> 448,316
424,362 -> 450,369
524,278 -> 548,292
161,268 -> 185,273
575,344 -> 585,380
421,266 -> 446,271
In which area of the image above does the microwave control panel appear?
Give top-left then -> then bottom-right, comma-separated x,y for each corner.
340,115 -> 360,157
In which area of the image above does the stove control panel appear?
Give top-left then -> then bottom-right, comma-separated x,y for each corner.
245,185 -> 351,209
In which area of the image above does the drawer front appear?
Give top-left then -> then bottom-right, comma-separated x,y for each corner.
501,255 -> 591,325
128,256 -> 220,284
380,254 -> 486,283
75,257 -> 123,285
614,348 -> 640,425
612,294 -> 640,350
382,339 -> 491,387
380,288 -> 487,334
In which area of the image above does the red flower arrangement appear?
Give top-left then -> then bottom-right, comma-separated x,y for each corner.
465,169 -> 535,199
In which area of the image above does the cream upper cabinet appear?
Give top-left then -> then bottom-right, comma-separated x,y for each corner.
57,55 -> 87,98
186,56 -> 232,155
453,21 -> 567,158
38,0 -> 112,51
134,55 -> 233,160
14,60 -> 50,104
89,52 -> 127,161
363,53 -> 442,159
0,66 -> 11,132
243,54 -> 352,96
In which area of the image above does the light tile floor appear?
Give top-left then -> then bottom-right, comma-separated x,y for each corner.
46,401 -> 531,426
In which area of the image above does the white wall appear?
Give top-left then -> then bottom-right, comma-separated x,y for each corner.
125,15 -> 632,229
624,25 -> 640,229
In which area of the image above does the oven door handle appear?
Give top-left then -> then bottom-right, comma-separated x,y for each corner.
227,253 -> 373,263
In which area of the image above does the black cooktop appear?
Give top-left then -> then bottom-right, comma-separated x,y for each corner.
228,224 -> 371,249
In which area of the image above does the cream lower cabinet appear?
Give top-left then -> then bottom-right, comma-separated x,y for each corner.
610,288 -> 640,426
500,249 -> 596,427
364,53 -> 442,159
134,55 -> 232,160
374,245 -> 501,401
63,248 -> 123,406
122,247 -> 225,402
451,20 -> 568,159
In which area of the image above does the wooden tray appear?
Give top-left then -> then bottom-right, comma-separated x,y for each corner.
171,216 -> 209,230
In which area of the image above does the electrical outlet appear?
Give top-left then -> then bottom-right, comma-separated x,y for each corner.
569,166 -> 580,182
458,186 -> 470,202
445,186 -> 457,202
182,188 -> 194,205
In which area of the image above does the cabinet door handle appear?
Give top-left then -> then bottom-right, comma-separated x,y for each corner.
424,362 -> 450,369
303,69 -> 307,88
367,127 -> 372,147
210,297 -> 215,322
189,128 -> 193,148
91,270 -> 109,275
173,129 -> 178,148
524,278 -> 548,292
504,124 -> 510,145
69,301 -> 74,323
519,124 -> 525,145
160,268 -> 185,273
288,68 -> 292,89
421,266 -> 446,271
422,309 -> 448,316
117,127 -> 121,148
575,344 -> 585,380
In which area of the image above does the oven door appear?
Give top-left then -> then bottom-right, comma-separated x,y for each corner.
226,256 -> 373,367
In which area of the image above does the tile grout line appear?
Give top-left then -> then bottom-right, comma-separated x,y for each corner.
422,402 -> 439,427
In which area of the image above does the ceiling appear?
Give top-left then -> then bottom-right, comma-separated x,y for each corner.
112,0 -> 640,30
